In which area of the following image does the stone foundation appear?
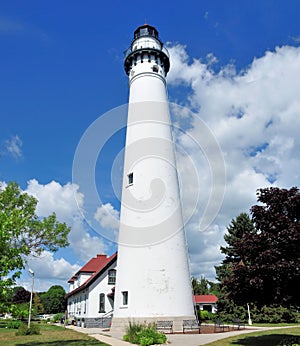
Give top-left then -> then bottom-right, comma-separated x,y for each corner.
78,317 -> 112,328
110,315 -> 196,333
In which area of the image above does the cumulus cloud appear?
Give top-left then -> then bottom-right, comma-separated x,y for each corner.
4,135 -> 23,158
26,179 -> 108,261
20,251 -> 81,291
21,179 -> 110,290
94,203 -> 120,230
167,44 -> 300,280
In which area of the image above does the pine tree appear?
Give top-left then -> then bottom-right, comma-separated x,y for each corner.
192,276 -> 209,295
220,213 -> 256,264
33,293 -> 44,315
215,213 -> 256,317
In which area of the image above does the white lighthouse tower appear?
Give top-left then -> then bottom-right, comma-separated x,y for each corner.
111,24 -> 195,332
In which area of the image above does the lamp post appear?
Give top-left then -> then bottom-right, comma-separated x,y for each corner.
247,303 -> 252,325
28,269 -> 34,329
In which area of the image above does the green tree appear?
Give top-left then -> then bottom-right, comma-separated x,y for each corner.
192,276 -> 209,295
220,213 -> 256,264
9,302 -> 29,319
33,293 -> 44,315
207,281 -> 220,296
192,276 -> 219,295
0,182 -> 70,301
215,212 -> 256,284
220,187 -> 300,309
215,213 -> 256,316
40,285 -> 66,314
11,286 -> 31,304
246,187 -> 299,307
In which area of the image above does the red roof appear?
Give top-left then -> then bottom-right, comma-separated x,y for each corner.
194,294 -> 218,304
67,253 -> 117,283
80,254 -> 112,272
67,252 -> 117,297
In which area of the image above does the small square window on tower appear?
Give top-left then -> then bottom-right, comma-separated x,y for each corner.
152,65 -> 159,73
122,291 -> 128,305
128,172 -> 133,185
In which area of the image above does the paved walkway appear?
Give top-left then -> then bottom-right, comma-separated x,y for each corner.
66,324 -> 298,346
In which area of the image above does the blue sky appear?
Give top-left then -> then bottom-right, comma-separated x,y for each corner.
1,0 -> 300,291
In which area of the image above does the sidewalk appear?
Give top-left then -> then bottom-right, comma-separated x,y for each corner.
66,324 -> 298,346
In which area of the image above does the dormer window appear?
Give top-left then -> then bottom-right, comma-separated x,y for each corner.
108,269 -> 116,285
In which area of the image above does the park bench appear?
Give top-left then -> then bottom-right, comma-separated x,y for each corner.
156,320 -> 173,334
232,317 -> 245,330
214,319 -> 230,332
183,319 -> 201,333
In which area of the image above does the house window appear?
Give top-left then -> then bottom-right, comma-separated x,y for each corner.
84,294 -> 87,314
128,173 -> 133,185
108,269 -> 116,285
122,291 -> 128,306
99,293 -> 105,313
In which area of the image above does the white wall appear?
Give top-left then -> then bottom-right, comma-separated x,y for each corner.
67,261 -> 116,319
87,262 -> 116,317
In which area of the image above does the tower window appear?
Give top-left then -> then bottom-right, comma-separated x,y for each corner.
152,65 -> 159,73
122,291 -> 128,305
99,293 -> 105,313
128,173 -> 133,185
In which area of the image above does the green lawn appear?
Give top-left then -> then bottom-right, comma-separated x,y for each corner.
0,323 -> 110,346
204,326 -> 300,346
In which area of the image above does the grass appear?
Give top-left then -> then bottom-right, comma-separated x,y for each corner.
204,326 -> 300,346
0,323 -> 110,346
252,323 -> 299,327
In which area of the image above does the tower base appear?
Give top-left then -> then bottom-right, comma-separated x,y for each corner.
110,315 -> 197,333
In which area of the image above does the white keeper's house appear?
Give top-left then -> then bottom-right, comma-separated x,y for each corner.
66,252 -> 117,328
66,252 -> 218,328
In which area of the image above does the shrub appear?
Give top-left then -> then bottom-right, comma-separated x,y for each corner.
52,312 -> 64,323
199,310 -> 209,321
217,303 -> 247,323
16,323 -> 40,336
123,322 -> 143,344
251,305 -> 298,323
199,310 -> 215,321
217,304 -> 298,324
6,320 -> 22,329
123,322 -> 167,345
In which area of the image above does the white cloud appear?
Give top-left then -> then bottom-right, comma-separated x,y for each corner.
25,179 -> 108,263
19,251 -> 81,291
291,36 -> 300,43
94,203 -> 120,230
168,44 -> 300,281
5,135 -> 23,158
